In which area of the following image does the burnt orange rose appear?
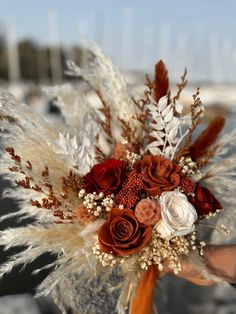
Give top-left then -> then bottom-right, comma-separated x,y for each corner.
98,208 -> 151,256
134,155 -> 181,196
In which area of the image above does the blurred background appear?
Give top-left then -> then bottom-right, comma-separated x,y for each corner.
0,0 -> 235,313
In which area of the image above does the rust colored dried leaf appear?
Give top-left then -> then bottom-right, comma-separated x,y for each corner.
5,147 -> 21,164
96,90 -> 113,142
5,148 -> 82,224
94,134 -> 107,162
42,166 -> 49,177
26,161 -> 32,170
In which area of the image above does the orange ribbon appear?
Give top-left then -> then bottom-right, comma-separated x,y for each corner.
130,265 -> 159,314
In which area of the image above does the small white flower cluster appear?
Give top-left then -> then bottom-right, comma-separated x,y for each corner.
203,209 -> 222,220
138,228 -> 191,274
138,228 -> 206,274
125,150 -> 140,166
78,189 -> 114,217
187,231 -> 205,255
178,156 -> 200,176
219,224 -> 230,236
197,221 -> 230,237
93,241 -> 125,267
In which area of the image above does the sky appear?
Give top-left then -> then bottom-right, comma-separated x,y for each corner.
0,0 -> 236,81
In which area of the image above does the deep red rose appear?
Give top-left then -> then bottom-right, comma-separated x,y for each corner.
189,184 -> 222,216
83,159 -> 124,196
134,155 -> 181,196
98,208 -> 151,256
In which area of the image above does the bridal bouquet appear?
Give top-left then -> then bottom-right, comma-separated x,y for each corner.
0,43 -> 234,314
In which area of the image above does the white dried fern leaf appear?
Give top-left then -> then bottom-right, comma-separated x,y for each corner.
51,125 -> 97,176
146,95 -> 192,159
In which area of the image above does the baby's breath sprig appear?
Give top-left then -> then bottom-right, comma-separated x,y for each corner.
125,150 -> 141,167
199,209 -> 222,220
197,221 -> 230,236
78,189 -> 114,217
138,228 -> 192,274
93,241 -> 126,267
178,156 -> 201,176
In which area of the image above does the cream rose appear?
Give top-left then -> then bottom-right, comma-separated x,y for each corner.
156,190 -> 197,239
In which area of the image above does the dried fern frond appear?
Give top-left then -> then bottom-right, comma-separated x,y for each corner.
173,68 -> 188,102
175,88 -> 204,161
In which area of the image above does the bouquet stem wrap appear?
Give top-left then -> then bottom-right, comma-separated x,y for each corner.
130,266 -> 159,314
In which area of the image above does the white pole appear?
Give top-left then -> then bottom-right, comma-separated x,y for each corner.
94,11 -> 104,48
141,26 -> 154,72
209,34 -> 222,84
6,20 -> 20,83
77,19 -> 89,67
48,10 -> 62,83
174,33 -> 187,82
121,8 -> 133,71
158,23 -> 171,64
222,38 -> 232,83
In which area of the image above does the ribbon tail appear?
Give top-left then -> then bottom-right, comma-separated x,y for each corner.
130,265 -> 159,314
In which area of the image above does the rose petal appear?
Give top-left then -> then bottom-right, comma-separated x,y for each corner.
111,217 -> 134,241
98,221 -> 114,246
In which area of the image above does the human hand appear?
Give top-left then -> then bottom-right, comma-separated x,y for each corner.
159,245 -> 236,286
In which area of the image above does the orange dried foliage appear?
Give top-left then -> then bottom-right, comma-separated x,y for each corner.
173,68 -> 188,103
175,88 -> 204,161
6,147 -> 82,223
96,90 -> 112,142
95,134 -> 107,162
189,116 -> 225,161
153,60 -> 169,103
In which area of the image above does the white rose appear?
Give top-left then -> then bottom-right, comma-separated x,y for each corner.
156,190 -> 198,239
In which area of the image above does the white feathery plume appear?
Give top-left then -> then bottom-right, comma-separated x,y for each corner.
66,41 -> 141,142
79,219 -> 104,237
116,257 -> 141,314
0,223 -> 99,293
200,127 -> 236,241
43,83 -> 97,130
0,90 -> 84,224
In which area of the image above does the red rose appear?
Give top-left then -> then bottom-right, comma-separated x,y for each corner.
189,184 -> 222,216
83,159 -> 124,196
98,208 -> 151,256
